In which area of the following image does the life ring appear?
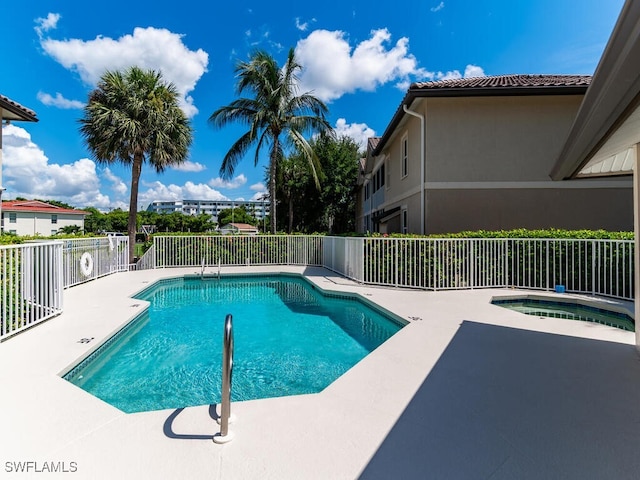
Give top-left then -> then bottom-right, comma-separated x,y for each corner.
80,252 -> 94,277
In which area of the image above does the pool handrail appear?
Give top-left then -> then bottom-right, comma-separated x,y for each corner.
214,313 -> 234,443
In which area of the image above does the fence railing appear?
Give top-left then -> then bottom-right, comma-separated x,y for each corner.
62,236 -> 129,288
139,235 -> 634,301
2,234 -> 633,341
150,235 -> 323,268
358,237 -> 634,300
1,241 -> 63,340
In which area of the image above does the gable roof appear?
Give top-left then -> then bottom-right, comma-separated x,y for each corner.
2,200 -> 88,215
0,94 -> 38,122
373,74 -> 591,156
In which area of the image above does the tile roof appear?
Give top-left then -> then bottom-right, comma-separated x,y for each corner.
2,200 -> 88,215
0,94 -> 38,122
412,74 -> 591,91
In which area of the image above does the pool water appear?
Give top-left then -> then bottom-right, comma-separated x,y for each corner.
492,297 -> 634,332
64,275 -> 404,413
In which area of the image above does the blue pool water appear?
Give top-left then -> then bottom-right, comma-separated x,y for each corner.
65,275 -> 404,413
492,297 -> 634,332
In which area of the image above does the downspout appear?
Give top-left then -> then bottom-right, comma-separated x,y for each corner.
403,104 -> 425,235
633,144 -> 640,349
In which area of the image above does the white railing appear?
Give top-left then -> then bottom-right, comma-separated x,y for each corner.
150,235 -> 323,268
360,237 -> 634,300
1,241 -> 63,340
62,236 -> 129,287
134,235 -> 634,301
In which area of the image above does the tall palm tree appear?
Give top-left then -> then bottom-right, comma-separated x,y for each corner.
79,66 -> 192,263
209,48 -> 332,233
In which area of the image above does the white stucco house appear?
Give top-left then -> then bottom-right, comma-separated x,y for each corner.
1,200 -> 88,236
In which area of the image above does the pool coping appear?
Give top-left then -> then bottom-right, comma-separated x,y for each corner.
0,265 -> 637,479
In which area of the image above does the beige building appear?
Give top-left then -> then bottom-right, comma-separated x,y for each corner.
358,75 -> 633,235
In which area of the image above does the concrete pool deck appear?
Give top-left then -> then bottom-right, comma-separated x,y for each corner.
1,266 -> 639,479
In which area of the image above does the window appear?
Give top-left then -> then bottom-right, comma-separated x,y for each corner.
51,230 -> 58,235
385,157 -> 391,189
401,134 -> 408,178
402,208 -> 408,234
9,213 -> 16,223
51,214 -> 58,224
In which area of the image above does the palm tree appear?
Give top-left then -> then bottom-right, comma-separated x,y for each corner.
79,66 -> 192,263
209,48 -> 332,233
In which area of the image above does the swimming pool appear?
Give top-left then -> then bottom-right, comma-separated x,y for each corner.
492,296 -> 634,331
64,274 -> 404,413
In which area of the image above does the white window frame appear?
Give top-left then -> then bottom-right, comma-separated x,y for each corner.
51,214 -> 58,224
401,133 -> 408,178
9,212 -> 17,223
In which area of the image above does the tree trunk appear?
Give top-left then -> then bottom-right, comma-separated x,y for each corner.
128,152 -> 143,264
269,145 -> 278,234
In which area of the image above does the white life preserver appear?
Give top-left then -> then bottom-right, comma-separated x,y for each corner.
80,252 -> 94,277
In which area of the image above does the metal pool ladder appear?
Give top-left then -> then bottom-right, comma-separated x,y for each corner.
213,314 -> 234,443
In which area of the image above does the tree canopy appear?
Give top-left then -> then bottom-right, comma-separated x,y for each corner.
209,48 -> 333,233
79,66 -> 192,262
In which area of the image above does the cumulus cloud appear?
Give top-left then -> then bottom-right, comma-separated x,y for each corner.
37,91 -> 84,109
431,2 -> 445,12
295,28 -> 429,102
34,13 -> 60,37
334,118 -> 375,151
171,161 -> 207,172
38,23 -> 209,117
103,168 -> 128,195
209,174 -> 247,189
1,124 -> 112,208
433,64 -> 486,81
138,180 -> 228,208
250,182 -> 266,192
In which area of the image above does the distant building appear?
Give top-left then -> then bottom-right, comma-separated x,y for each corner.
218,222 -> 259,235
1,200 -> 88,236
146,199 -> 270,223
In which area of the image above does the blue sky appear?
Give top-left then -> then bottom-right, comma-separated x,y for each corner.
2,0 -> 625,211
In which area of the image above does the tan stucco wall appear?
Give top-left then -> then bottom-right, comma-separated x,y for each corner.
424,95 -> 583,182
371,93 -> 635,235
425,187 -> 633,234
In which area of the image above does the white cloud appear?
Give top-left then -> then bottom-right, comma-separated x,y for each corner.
431,2 -> 445,12
35,13 -> 60,37
38,24 -> 209,117
37,91 -> 84,109
1,124 -> 112,207
138,180 -> 228,208
249,182 -> 266,192
334,118 -> 375,151
295,17 -> 308,31
464,64 -> 486,78
295,28 -> 430,102
171,161 -> 207,172
209,174 -> 247,189
103,168 -> 128,195
434,64 -> 486,81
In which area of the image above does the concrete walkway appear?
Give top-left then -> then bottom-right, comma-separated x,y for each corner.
0,266 -> 638,479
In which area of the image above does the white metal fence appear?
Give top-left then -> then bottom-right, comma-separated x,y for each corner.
357,237 -> 634,300
1,241 -> 63,340
150,235 -> 323,268
1,234 -> 633,341
138,235 -> 634,301
62,236 -> 129,287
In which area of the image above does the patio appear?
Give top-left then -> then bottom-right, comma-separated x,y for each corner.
0,265 -> 638,479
